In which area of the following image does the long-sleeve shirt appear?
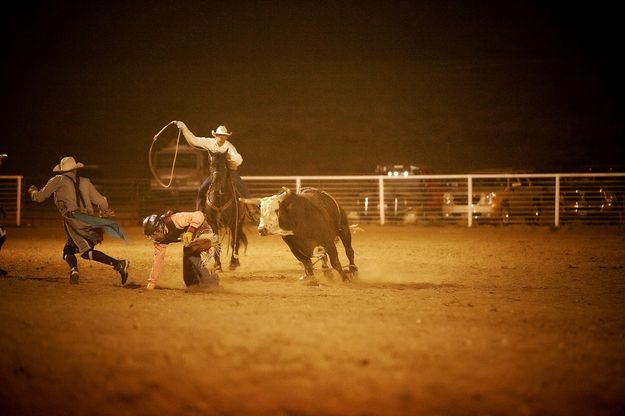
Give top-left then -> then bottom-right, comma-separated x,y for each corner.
183,133 -> 243,170
148,211 -> 205,286
31,171 -> 109,216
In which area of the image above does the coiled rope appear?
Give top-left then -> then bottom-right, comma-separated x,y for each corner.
148,120 -> 181,188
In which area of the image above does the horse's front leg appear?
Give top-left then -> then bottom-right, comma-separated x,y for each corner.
228,223 -> 241,270
229,253 -> 240,270
214,249 -> 223,272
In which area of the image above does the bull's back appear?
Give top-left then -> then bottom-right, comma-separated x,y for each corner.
299,189 -> 347,231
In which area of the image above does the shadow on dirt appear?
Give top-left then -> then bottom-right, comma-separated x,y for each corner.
353,282 -> 464,291
1,275 -> 63,284
121,282 -> 143,289
130,284 -> 227,294
224,271 -> 301,282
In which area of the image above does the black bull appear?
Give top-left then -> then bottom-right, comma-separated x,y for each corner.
241,187 -> 358,281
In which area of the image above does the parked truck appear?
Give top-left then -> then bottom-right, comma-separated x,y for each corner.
149,143 -> 208,192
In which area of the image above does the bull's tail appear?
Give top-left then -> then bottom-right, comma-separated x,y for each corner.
319,190 -> 342,219
349,224 -> 364,233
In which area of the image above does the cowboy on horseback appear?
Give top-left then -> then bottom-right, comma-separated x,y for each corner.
174,121 -> 251,211
175,121 -> 251,270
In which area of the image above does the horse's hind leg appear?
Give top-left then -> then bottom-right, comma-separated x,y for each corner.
228,230 -> 239,270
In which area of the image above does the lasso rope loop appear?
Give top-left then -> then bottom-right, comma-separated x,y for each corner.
148,120 -> 181,188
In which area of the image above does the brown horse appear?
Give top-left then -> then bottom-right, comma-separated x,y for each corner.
203,151 -> 247,271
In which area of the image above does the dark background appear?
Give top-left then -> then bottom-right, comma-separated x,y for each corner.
2,1 -> 623,178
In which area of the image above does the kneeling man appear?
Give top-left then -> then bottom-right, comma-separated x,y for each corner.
142,210 -> 220,290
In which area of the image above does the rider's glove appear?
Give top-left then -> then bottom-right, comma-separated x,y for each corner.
182,231 -> 194,246
28,185 -> 38,201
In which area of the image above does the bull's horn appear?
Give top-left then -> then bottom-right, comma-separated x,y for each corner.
239,197 -> 262,205
281,186 -> 292,194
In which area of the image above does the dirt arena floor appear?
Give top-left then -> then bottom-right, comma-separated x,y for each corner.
1,223 -> 624,416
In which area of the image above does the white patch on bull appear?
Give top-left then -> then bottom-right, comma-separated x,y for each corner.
258,193 -> 295,236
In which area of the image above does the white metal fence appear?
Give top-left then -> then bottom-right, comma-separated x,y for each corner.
11,173 -> 625,227
243,173 -> 625,227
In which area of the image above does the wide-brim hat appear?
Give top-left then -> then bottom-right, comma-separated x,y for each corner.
211,125 -> 232,137
53,156 -> 85,172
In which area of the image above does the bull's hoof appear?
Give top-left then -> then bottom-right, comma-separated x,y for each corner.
343,265 -> 358,281
303,278 -> 319,286
187,283 -> 224,293
298,274 -> 318,286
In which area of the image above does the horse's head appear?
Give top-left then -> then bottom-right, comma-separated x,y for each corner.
207,150 -> 230,199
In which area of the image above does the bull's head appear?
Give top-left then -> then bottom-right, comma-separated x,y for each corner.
240,187 -> 295,236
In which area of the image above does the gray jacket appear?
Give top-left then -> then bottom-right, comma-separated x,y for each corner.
31,171 -> 110,216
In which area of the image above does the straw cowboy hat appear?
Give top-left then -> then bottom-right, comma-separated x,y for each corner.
53,156 -> 85,172
211,125 -> 232,137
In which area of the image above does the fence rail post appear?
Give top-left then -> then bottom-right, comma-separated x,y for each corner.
378,177 -> 385,225
16,176 -> 22,226
467,176 -> 473,228
554,175 -> 560,227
